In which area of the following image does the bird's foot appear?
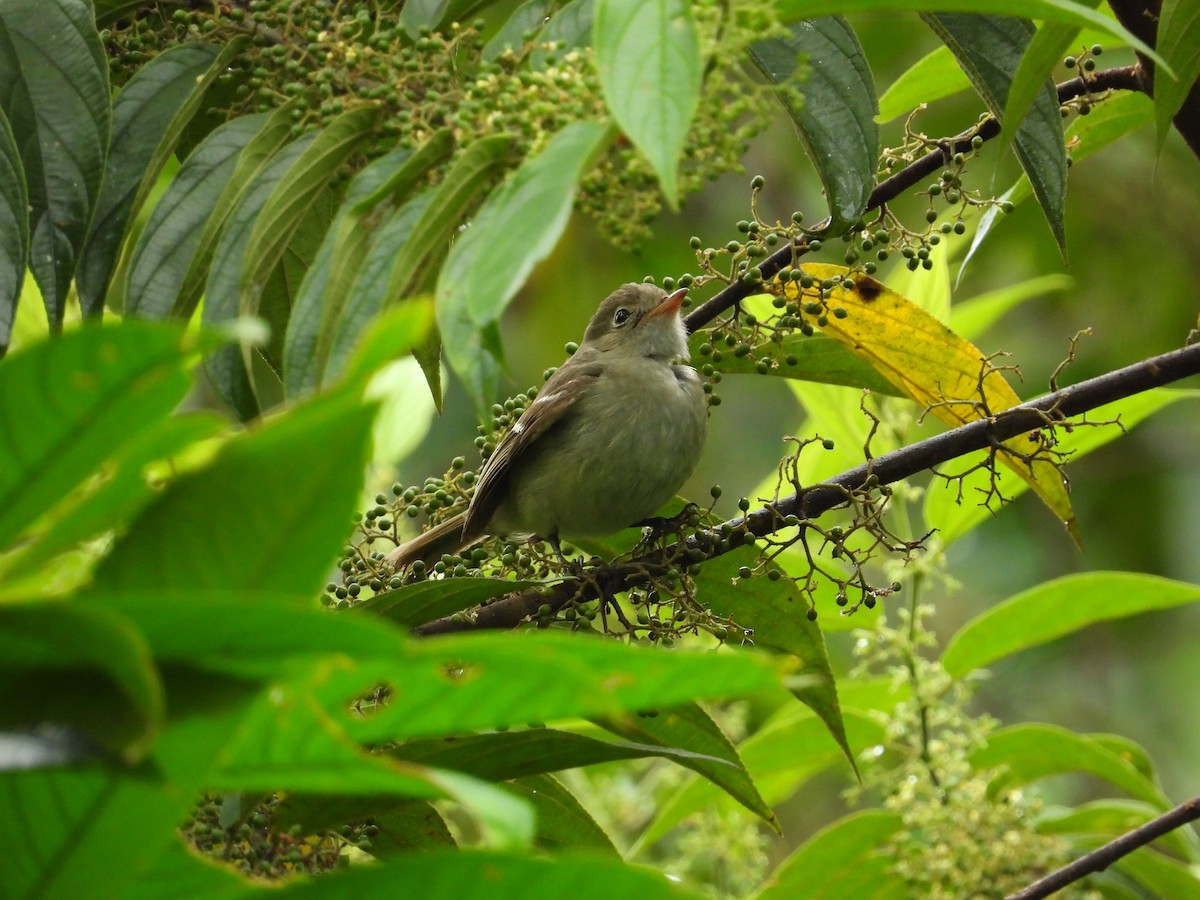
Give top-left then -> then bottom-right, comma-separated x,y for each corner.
636,502 -> 701,546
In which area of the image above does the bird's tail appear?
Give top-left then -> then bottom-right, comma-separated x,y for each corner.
383,512 -> 470,571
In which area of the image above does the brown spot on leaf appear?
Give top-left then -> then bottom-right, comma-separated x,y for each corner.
853,276 -> 884,301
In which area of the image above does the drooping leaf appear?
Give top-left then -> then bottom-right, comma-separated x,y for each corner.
754,810 -> 905,900
959,91 -> 1153,278
398,0 -> 452,37
285,130 -> 453,396
594,0 -> 701,207
0,110 -> 28,353
596,702 -> 777,828
241,106 -> 379,320
123,115 -> 267,319
1112,848 -> 1200,899
439,121 -> 609,413
923,13 -> 1068,256
1154,0 -> 1200,149
509,774 -> 618,854
923,387 -> 1199,545
0,322 -> 205,551
943,572 -> 1200,677
0,0 -> 110,329
692,544 -> 854,773
782,263 -> 1077,541
877,45 -> 971,123
75,41 -> 234,316
748,17 -> 877,233
998,15 -> 1090,161
632,709 -> 884,853
202,133 -> 316,420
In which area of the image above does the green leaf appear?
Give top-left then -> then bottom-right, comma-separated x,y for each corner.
754,810 -> 905,900
1038,800 -> 1200,863
877,46 -> 971,123
325,632 -> 784,744
998,15 -> 1090,161
701,331 -> 901,395
632,709 -> 883,853
438,121 -> 609,411
0,601 -> 162,758
596,702 -> 776,828
353,802 -> 457,855
0,668 -> 260,900
202,133 -> 316,420
398,0 -> 452,37
943,572 -> 1200,676
510,774 -> 619,854
355,577 -> 547,629
122,839 -> 248,900
0,110 -> 28,353
93,386 -> 377,595
0,321 -> 202,551
748,18 -> 878,233
484,0 -> 554,60
532,0 -> 595,68
177,102 -> 299,319
265,849 -> 706,899
124,115 -> 267,319
241,107 -> 379,319
1113,846 -> 1200,897
0,0 -> 110,329
775,0 -> 1168,65
2,412 -> 225,576
923,13 -> 1068,257
285,131 -> 454,396
692,544 -> 855,775
75,41 -> 229,317
1155,0 -> 1200,149
389,727 -> 733,780
971,724 -> 1171,808
594,0 -> 701,207
322,192 -> 436,393
924,388 -> 1200,545
959,91 -> 1153,278
949,273 -> 1074,340
457,121 -> 608,328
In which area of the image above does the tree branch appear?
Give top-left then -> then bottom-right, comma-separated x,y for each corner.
1006,796 -> 1200,899
683,65 -> 1143,335
414,341 -> 1200,635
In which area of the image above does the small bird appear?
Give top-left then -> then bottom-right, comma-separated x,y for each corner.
384,282 -> 708,570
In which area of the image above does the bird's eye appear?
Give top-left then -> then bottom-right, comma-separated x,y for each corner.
612,308 -> 632,326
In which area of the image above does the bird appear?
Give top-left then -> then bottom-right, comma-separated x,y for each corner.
384,282 -> 708,571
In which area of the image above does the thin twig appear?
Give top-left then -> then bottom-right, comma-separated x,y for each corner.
1006,796 -> 1200,899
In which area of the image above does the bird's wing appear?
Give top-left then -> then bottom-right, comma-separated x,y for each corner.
462,362 -> 602,541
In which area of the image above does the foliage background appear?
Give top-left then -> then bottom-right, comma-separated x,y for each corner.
1,0 -> 1198,897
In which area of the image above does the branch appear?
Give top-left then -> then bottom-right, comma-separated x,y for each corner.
414,341 -> 1200,635
1108,0 -> 1200,157
683,65 -> 1143,335
1006,796 -> 1200,899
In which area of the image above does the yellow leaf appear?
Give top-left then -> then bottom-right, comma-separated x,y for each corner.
780,264 -> 1077,543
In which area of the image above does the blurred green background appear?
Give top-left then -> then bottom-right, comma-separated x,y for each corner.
376,7 -> 1200,849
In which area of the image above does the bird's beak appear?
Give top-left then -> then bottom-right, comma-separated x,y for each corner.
644,287 -> 688,320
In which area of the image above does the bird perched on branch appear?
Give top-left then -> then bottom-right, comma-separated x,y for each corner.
384,282 -> 708,570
